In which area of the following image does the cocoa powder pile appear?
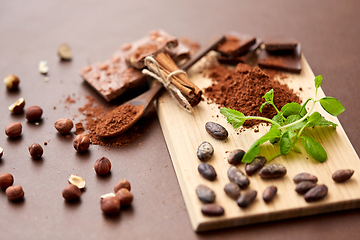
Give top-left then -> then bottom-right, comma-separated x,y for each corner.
205,63 -> 301,128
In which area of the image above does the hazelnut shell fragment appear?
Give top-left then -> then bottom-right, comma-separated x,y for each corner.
101,196 -> 121,215
0,173 -> 14,189
68,174 -> 86,189
54,118 -> 74,134
114,179 -> 131,192
62,184 -> 82,201
4,74 -> 20,91
9,98 -> 25,114
94,157 -> 111,175
28,143 -> 43,159
6,185 -> 24,201
25,106 -> 43,122
5,122 -> 22,138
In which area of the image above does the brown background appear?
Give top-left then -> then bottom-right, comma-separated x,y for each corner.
1,0 -> 360,239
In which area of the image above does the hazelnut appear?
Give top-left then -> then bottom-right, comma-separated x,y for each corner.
54,118 -> 74,134
115,188 -> 133,206
4,74 -> 20,91
94,157 -> 111,175
57,43 -> 72,61
100,192 -> 116,199
25,106 -> 43,122
28,143 -> 43,159
68,174 -> 86,189
114,179 -> 131,192
6,185 -> 24,201
0,147 -> 3,158
0,173 -> 14,189
5,122 -> 22,138
62,184 -> 81,201
73,134 -> 90,152
101,196 -> 121,215
9,98 -> 25,114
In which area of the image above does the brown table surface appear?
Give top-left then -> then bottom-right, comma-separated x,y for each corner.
1,0 -> 360,239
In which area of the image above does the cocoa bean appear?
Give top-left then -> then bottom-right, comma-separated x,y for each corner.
224,182 -> 241,200
245,156 -> 266,176
304,184 -> 328,202
198,163 -> 217,181
197,141 -> 214,162
205,122 -> 228,140
237,189 -> 257,208
259,163 -> 287,179
293,172 -> 318,183
227,149 -> 245,165
227,166 -> 250,189
332,169 -> 354,183
196,185 -> 215,203
295,181 -> 316,194
263,186 -> 277,203
201,203 -> 225,216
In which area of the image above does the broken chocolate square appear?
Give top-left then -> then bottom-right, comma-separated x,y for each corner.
263,36 -> 298,52
216,32 -> 256,57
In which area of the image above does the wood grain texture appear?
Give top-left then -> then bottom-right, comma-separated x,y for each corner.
157,54 -> 360,232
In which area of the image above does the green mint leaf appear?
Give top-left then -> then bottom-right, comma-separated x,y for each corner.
220,107 -> 246,129
259,102 -> 268,113
307,112 -> 337,128
314,75 -> 323,88
299,98 -> 311,117
270,113 -> 284,144
285,115 -> 307,139
263,89 -> 274,103
242,128 -> 281,163
319,97 -> 345,116
302,136 -> 327,162
281,102 -> 301,117
280,131 -> 292,155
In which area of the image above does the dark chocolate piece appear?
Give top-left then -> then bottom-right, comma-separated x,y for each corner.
216,32 -> 256,57
125,29 -> 178,69
257,44 -> 302,74
170,37 -> 200,64
263,36 -> 298,52
80,45 -> 145,102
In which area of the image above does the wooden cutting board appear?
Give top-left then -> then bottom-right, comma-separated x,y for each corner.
157,54 -> 360,232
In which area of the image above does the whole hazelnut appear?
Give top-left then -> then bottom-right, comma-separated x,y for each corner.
0,147 -> 3,158
28,143 -> 43,159
114,179 -> 131,192
115,188 -> 133,206
54,118 -> 74,134
25,106 -> 43,122
101,196 -> 121,215
94,157 -> 111,175
4,74 -> 20,91
6,185 -> 24,201
62,184 -> 81,201
9,98 -> 25,114
0,173 -> 14,189
5,122 -> 22,138
73,134 -> 90,152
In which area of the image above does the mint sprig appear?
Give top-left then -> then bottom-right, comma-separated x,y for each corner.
220,75 -> 345,163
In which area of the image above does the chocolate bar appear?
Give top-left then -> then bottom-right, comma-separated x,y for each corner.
263,36 -> 298,52
216,32 -> 256,57
125,29 -> 178,69
257,44 -> 302,74
80,45 -> 145,102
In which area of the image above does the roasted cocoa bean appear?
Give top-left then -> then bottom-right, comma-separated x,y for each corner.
197,141 -> 214,162
295,181 -> 316,194
237,189 -> 257,208
332,169 -> 354,183
198,163 -> 217,181
227,166 -> 250,189
293,172 -> 318,183
263,186 -> 277,203
205,122 -> 228,140
259,163 -> 287,179
245,156 -> 266,176
201,203 -> 225,216
196,185 -> 215,203
224,182 -> 241,200
227,149 -> 245,165
304,184 -> 328,202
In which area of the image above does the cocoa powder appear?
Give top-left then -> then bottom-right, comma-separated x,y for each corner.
205,63 -> 301,128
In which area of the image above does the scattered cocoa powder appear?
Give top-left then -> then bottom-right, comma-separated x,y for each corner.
205,63 -> 301,128
217,35 -> 242,54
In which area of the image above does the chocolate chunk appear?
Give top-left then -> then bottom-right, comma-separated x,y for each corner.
263,36 -> 298,52
125,29 -> 178,69
216,32 -> 256,57
169,37 -> 200,64
257,44 -> 302,74
80,47 -> 145,102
